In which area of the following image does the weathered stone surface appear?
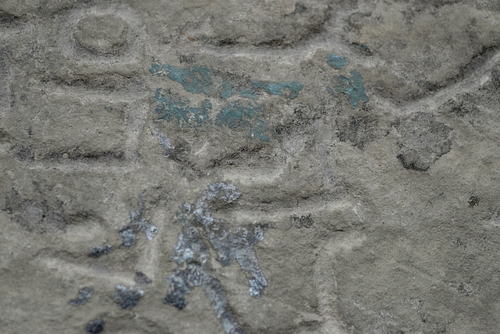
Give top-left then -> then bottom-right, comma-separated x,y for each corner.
1,0 -> 500,333
74,15 -> 129,56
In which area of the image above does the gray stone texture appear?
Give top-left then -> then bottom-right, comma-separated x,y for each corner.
1,0 -> 500,333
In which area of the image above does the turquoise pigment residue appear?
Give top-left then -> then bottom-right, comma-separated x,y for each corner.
220,82 -> 233,99
326,54 -> 349,69
238,89 -> 259,100
251,81 -> 303,100
329,70 -> 369,109
216,101 -> 270,141
219,82 -> 259,100
153,89 -> 211,127
150,63 -> 214,96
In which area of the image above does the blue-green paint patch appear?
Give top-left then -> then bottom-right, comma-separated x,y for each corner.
329,70 -> 369,109
327,54 -> 349,69
153,89 -> 211,127
150,63 -> 214,96
219,82 -> 259,100
251,81 -> 303,99
238,89 -> 259,100
216,101 -> 270,141
220,82 -> 233,99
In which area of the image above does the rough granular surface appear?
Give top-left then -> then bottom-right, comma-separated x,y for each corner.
2,0 -> 500,333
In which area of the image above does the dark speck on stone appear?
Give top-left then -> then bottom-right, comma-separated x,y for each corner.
291,214 -> 314,228
112,285 -> 144,309
69,287 -> 93,306
164,291 -> 188,310
458,282 -> 474,296
468,196 -> 479,207
85,318 -> 104,334
135,271 -> 153,284
89,243 -> 112,258
119,226 -> 136,247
